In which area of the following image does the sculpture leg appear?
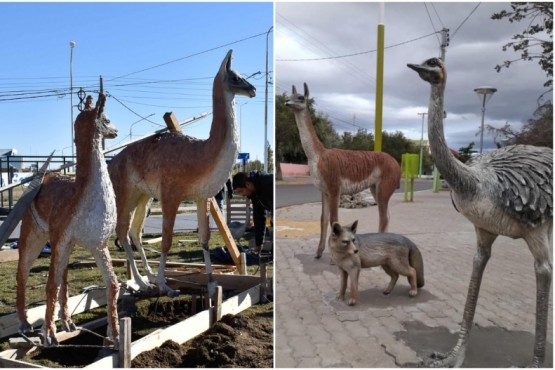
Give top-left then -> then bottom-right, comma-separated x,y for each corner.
129,195 -> 156,283
92,244 -> 120,349
316,192 -> 330,259
117,203 -> 153,292
525,224 -> 552,368
42,238 -> 72,346
155,199 -> 180,296
429,227 -> 496,367
58,266 -> 76,332
16,222 -> 47,333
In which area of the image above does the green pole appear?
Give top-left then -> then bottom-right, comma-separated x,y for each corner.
374,5 -> 385,152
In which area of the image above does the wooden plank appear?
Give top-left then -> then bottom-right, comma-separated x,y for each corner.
0,287 -> 123,339
165,272 -> 260,292
220,284 -> 260,317
143,237 -> 162,245
0,349 -> 43,368
209,198 -> 242,272
162,112 -> 182,133
77,258 -> 236,272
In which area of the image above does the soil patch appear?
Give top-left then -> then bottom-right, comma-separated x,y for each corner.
132,303 -> 273,368
23,295 -> 197,367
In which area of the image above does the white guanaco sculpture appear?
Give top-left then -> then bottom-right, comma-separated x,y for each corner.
408,57 -> 552,367
16,93 -> 120,347
285,83 -> 401,258
108,50 -> 256,295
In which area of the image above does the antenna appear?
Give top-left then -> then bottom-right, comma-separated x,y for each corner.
99,75 -> 104,94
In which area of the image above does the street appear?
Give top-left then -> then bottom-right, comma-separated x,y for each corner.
276,177 -> 434,208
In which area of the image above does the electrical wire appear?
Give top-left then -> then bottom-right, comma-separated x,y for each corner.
452,3 -> 481,40
276,31 -> 439,62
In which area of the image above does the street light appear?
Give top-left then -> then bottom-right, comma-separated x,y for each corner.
474,86 -> 497,154
69,42 -> 76,161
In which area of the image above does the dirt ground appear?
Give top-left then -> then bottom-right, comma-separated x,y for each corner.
132,302 -> 273,368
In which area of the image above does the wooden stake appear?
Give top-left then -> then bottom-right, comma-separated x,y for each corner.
209,197 -> 243,272
118,317 -> 132,368
211,286 -> 223,326
162,112 -> 182,133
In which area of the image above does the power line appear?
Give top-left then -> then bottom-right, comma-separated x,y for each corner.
108,29 -> 272,82
452,3 -> 481,40
276,31 -> 439,62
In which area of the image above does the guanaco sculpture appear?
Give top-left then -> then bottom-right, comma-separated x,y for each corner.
108,50 -> 256,295
285,83 -> 401,258
408,57 -> 552,367
16,93 -> 120,347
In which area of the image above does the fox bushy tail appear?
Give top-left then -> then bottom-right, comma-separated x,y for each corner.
409,244 -> 425,288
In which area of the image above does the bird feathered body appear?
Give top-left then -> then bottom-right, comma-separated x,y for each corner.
450,144 -> 553,239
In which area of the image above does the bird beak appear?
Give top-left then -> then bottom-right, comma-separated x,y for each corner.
407,63 -> 423,73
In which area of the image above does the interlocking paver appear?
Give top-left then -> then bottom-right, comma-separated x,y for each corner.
275,182 -> 553,367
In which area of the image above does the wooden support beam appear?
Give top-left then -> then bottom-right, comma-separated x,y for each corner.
209,197 -> 244,274
162,112 -> 182,133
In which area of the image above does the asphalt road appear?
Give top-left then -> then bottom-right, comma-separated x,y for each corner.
276,178 -> 434,208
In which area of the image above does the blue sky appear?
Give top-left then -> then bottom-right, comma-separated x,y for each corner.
1,2 -> 273,167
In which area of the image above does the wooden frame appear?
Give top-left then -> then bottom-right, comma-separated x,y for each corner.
0,273 -> 264,368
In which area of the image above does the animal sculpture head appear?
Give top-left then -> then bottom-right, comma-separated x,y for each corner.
285,82 -> 310,112
330,220 -> 359,255
407,57 -> 446,85
74,93 -> 118,141
219,49 -> 256,98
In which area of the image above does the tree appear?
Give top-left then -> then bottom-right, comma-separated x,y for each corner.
455,142 -> 477,163
492,2 -> 553,90
485,100 -> 553,148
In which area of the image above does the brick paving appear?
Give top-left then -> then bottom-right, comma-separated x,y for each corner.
274,183 -> 553,368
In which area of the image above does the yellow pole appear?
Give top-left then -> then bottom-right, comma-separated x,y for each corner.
374,4 -> 385,152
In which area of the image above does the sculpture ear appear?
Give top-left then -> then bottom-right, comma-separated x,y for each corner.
332,222 -> 342,237
96,93 -> 106,118
303,82 -> 310,98
291,85 -> 297,96
350,220 -> 358,234
221,49 -> 233,73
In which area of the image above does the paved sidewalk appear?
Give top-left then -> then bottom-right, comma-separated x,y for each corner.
274,189 -> 553,368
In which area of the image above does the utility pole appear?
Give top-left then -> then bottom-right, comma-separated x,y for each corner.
440,27 -> 449,61
374,2 -> 385,152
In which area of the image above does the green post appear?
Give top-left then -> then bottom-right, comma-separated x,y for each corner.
433,165 -> 441,192
402,153 -> 418,202
374,20 -> 385,152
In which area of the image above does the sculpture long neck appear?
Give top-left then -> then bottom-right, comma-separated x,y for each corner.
293,108 -> 325,162
429,82 -> 476,194
208,75 -> 237,155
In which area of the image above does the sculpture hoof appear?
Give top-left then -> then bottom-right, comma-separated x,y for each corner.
61,321 -> 77,332
18,322 -> 34,334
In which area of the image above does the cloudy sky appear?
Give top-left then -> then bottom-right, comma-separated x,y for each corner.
275,2 -> 550,152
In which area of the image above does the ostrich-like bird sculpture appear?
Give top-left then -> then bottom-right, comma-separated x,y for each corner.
16,93 -> 120,347
408,57 -> 552,367
108,50 -> 256,295
285,83 -> 401,258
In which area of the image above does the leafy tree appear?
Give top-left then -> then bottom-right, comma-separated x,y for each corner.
340,129 -> 374,151
485,100 -> 553,148
455,142 -> 477,163
492,2 -> 553,89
